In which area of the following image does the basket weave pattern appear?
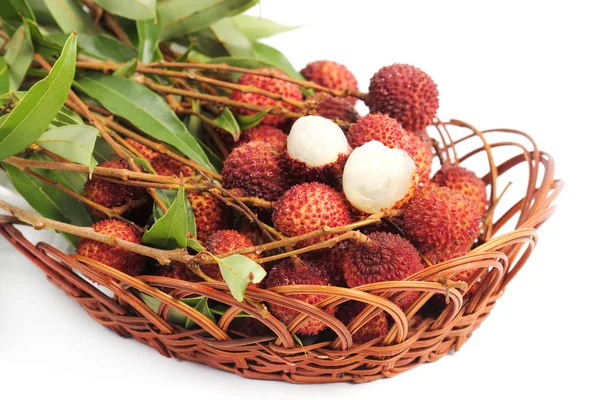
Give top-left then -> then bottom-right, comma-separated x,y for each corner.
0,119 -> 561,383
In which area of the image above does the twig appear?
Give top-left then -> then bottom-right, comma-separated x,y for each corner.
103,13 -> 134,48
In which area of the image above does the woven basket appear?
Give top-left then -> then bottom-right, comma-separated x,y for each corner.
0,118 -> 562,384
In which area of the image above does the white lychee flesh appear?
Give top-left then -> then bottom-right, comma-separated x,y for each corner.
343,140 -> 416,214
287,115 -> 350,167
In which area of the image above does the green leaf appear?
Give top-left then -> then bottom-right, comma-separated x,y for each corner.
42,0 -> 93,34
185,296 -> 215,328
158,0 -> 259,40
213,107 -> 241,140
93,137 -> 117,163
235,110 -> 267,130
3,24 -> 34,90
0,58 -> 8,95
218,254 -> 266,302
193,17 -> 253,58
250,41 -> 304,81
49,33 -> 136,63
113,58 -> 138,78
232,14 -> 299,41
186,237 -> 204,253
36,125 -> 99,172
93,0 -> 156,21
0,33 -> 77,161
143,185 -> 189,250
0,0 -> 36,22
53,105 -> 85,126
25,18 -> 64,58
136,17 -> 162,64
139,293 -> 223,328
77,74 -> 215,171
152,188 -> 196,238
139,292 -> 188,326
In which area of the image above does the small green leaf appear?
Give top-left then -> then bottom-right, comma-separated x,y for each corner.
193,17 -> 253,58
25,18 -> 64,58
185,296 -> 215,328
235,110 -> 267,130
139,293 -> 224,328
139,293 -> 188,326
218,254 -> 266,302
213,107 -> 241,140
232,14 -> 299,41
49,33 -> 136,63
152,188 -> 196,238
187,238 -> 204,253
251,41 -> 305,81
3,24 -> 34,90
0,58 -> 8,95
42,0 -> 93,34
136,16 -> 162,64
0,33 -> 77,161
53,105 -> 84,126
0,0 -> 36,22
143,185 -> 190,250
77,74 -> 215,171
93,137 -> 118,163
93,0 -> 156,21
36,125 -> 99,172
113,58 -> 138,78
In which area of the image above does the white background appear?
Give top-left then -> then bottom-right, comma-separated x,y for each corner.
1,1 -> 599,399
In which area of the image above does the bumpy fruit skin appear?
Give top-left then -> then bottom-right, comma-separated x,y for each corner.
265,258 -> 336,336
399,186 -> 481,264
432,165 -> 488,214
368,64 -> 439,132
308,244 -> 347,287
310,93 -> 360,123
337,301 -> 388,344
203,230 -> 256,281
155,262 -> 201,283
83,160 -> 145,219
187,192 -> 231,242
230,68 -> 303,127
301,61 -> 359,105
124,138 -> 193,177
272,183 -> 353,247
76,219 -> 145,275
125,138 -> 155,159
222,142 -> 289,201
229,317 -> 269,337
236,125 -> 287,151
283,152 -> 348,187
407,131 -> 433,182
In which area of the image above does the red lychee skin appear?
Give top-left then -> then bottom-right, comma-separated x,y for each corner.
399,186 -> 481,264
342,232 -> 424,288
222,142 -> 289,202
235,125 -> 287,151
283,151 -> 348,187
264,258 -> 337,336
301,61 -> 359,105
310,93 -> 360,123
407,131 -> 433,182
229,317 -> 270,337
337,301 -> 388,344
125,138 -> 155,160
124,138 -> 194,177
230,68 -> 303,127
305,244 -> 348,287
83,159 -> 145,220
155,262 -> 201,283
368,64 -> 439,132
76,219 -> 145,275
432,165 -> 488,215
272,183 -> 353,247
203,230 -> 257,281
187,192 -> 231,242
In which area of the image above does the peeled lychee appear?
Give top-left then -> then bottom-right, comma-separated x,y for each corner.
265,258 -> 336,336
301,60 -> 359,105
368,64 -> 439,132
432,165 -> 488,214
310,94 -> 360,123
284,115 -> 351,184
399,186 -> 481,264
203,230 -> 257,281
236,125 -> 287,151
272,183 -> 353,247
337,302 -> 389,344
76,219 -> 145,275
222,142 -> 289,201
187,192 -> 231,242
342,141 -> 418,214
230,68 -> 303,127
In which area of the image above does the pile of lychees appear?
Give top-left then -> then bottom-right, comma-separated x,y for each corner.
76,61 -> 488,343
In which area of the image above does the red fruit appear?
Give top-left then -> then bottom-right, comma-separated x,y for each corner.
230,68 -> 303,127
306,244 -> 348,287
187,192 -> 230,242
399,186 -> 481,264
272,183 -> 353,247
432,165 -> 488,215
310,94 -> 360,123
76,219 -> 145,275
229,317 -> 270,337
155,262 -> 201,283
125,138 -> 155,160
124,138 -> 193,177
407,131 -> 433,182
301,60 -> 359,105
236,125 -> 287,151
368,64 -> 439,132
222,142 -> 289,201
337,302 -> 388,344
203,230 -> 256,281
265,258 -> 336,335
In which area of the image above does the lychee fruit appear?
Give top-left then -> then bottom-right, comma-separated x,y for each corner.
236,125 -> 287,151
300,60 -> 359,105
432,165 -> 488,214
407,131 -> 433,181
272,183 -> 353,247
76,219 -> 145,275
284,115 -> 351,184
203,230 -> 257,281
154,261 -> 201,283
230,67 -> 303,127
187,192 -> 231,242
304,244 -> 347,287
342,141 -> 418,214
310,94 -> 360,123
368,64 -> 439,132
221,141 -> 289,201
229,317 -> 270,337
264,258 -> 336,335
125,138 -> 155,160
124,138 -> 194,177
337,302 -> 388,345
398,186 -> 481,264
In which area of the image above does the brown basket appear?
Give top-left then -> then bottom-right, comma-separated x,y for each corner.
0,119 -> 562,384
